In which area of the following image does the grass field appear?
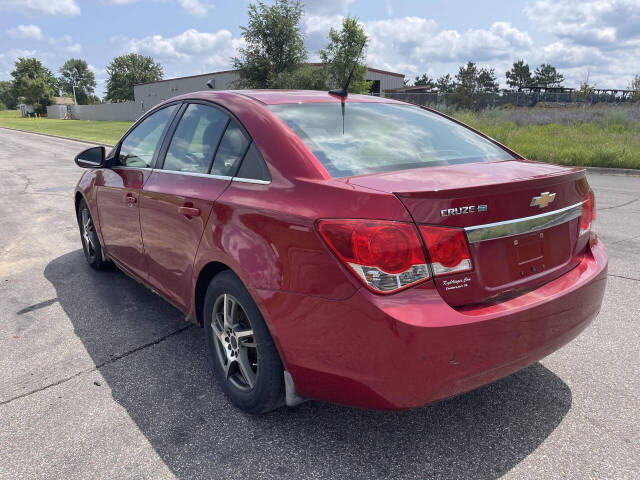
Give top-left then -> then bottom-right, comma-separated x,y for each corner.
0,110 -> 131,145
1,105 -> 639,169
453,105 -> 640,170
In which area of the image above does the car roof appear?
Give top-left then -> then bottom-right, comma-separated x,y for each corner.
176,89 -> 404,106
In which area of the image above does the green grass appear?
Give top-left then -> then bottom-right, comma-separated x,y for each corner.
0,110 -> 132,145
454,109 -> 640,170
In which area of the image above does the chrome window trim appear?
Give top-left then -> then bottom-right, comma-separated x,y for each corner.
464,202 -> 583,244
232,177 -> 271,185
146,168 -> 270,183
152,169 -> 232,180
112,166 -> 153,171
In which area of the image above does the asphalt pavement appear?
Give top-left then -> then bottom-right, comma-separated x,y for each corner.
0,127 -> 638,479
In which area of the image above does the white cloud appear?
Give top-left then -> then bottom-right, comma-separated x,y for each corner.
102,0 -> 212,16
356,17 -> 535,82
304,0 -> 354,15
526,0 -> 640,47
6,24 -> 43,40
0,0 -> 80,16
49,34 -> 82,55
178,0 -> 211,16
113,28 -> 242,71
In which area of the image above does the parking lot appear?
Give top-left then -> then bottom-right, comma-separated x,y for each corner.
0,127 -> 638,479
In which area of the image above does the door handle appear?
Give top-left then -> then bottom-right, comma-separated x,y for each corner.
179,206 -> 200,218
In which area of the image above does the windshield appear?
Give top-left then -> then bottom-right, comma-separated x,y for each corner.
268,102 -> 515,178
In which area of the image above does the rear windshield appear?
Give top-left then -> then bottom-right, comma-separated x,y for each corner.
268,102 -> 515,178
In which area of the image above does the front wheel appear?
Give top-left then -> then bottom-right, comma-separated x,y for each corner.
203,271 -> 284,413
77,199 -> 108,270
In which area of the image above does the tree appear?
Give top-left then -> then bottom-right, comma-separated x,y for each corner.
436,74 -> 455,93
105,53 -> 163,101
0,81 -> 17,110
232,0 -> 307,88
11,57 -> 57,113
505,60 -> 532,91
453,62 -> 499,108
630,74 -> 640,102
477,68 -> 499,93
414,74 -> 436,89
270,64 -> 327,89
454,61 -> 479,108
319,16 -> 371,94
533,63 -> 564,88
575,82 -> 595,100
59,58 -> 97,105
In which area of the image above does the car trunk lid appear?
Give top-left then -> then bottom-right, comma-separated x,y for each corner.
348,160 -> 590,306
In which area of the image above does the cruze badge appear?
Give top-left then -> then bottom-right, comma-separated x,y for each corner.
440,205 -> 487,217
530,192 -> 556,208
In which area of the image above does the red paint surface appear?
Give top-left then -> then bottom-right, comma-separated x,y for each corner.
75,90 -> 608,409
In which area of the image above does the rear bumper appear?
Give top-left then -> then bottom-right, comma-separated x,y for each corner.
253,239 -> 608,410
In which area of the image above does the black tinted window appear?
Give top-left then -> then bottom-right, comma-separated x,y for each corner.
212,121 -> 249,176
163,104 -> 228,174
236,143 -> 270,181
116,105 -> 176,168
268,103 -> 514,177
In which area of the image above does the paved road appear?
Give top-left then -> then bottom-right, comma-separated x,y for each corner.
0,128 -> 638,480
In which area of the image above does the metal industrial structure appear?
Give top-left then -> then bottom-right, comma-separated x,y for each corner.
134,65 -> 405,112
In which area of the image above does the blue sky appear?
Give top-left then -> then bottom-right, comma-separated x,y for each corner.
1,0 -> 639,97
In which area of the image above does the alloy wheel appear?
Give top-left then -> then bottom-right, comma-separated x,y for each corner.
211,293 -> 258,391
81,209 -> 96,258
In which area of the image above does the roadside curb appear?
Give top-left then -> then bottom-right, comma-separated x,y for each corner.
584,166 -> 640,177
0,126 -> 114,147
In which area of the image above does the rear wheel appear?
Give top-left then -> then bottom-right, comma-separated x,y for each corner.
77,199 -> 108,270
203,271 -> 284,413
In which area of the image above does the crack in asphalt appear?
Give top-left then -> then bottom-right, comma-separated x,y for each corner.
0,325 -> 193,407
597,197 -> 640,211
609,233 -> 640,246
608,273 -> 640,283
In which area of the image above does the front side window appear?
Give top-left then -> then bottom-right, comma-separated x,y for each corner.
116,105 -> 177,168
163,104 -> 229,174
268,102 -> 515,178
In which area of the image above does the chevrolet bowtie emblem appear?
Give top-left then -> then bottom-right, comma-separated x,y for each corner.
530,192 -> 556,208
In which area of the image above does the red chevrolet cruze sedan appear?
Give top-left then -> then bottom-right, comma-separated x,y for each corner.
74,90 -> 607,413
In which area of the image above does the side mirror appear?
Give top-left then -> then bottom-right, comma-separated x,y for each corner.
75,146 -> 106,168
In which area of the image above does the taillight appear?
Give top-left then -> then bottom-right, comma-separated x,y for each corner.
317,220 -> 430,293
418,226 -> 473,276
579,190 -> 596,235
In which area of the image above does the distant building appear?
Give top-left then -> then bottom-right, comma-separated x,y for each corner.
134,65 -> 405,112
53,96 -> 75,106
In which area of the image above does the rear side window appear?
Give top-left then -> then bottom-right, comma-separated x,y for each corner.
116,104 -> 176,168
236,143 -> 271,182
268,103 -> 514,178
212,121 -> 249,176
163,104 -> 228,174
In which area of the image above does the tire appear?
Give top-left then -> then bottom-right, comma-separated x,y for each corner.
203,270 -> 284,413
77,199 -> 109,270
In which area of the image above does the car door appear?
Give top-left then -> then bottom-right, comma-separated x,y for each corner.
96,104 -> 178,279
139,102 -> 250,310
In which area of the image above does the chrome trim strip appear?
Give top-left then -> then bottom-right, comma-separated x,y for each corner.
232,177 -> 271,185
464,202 -> 583,243
151,169 -> 232,180
112,166 -> 153,171
112,166 -> 270,184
